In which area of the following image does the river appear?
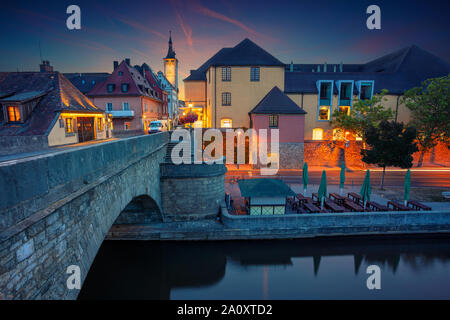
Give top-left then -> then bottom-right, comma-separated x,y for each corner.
79,235 -> 450,300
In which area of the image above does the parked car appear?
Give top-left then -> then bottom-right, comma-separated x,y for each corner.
148,120 -> 168,134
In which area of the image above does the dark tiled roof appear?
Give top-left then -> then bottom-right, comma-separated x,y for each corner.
64,73 -> 110,94
250,86 -> 306,114
0,72 -> 102,136
285,45 -> 450,94
238,178 -> 296,198
184,39 -> 284,81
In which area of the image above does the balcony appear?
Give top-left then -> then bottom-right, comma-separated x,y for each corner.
107,110 -> 135,118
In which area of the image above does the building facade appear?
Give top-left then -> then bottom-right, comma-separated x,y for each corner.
88,59 -> 161,133
0,66 -> 106,155
184,39 -> 450,167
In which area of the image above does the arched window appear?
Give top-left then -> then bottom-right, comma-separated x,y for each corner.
221,118 -> 232,128
312,128 -> 323,140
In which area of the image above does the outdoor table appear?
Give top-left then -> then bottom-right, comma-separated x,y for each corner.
348,192 -> 363,205
367,201 -> 388,212
407,200 -> 432,211
343,199 -> 365,212
329,193 -> 345,206
387,201 -> 411,211
324,200 -> 345,213
296,194 -> 309,206
303,202 -> 321,213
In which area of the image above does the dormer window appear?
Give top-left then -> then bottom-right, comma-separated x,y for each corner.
107,84 -> 115,93
7,106 -> 21,122
359,81 -> 374,100
121,83 -> 129,93
339,82 -> 352,105
118,71 -> 123,76
317,80 -> 333,121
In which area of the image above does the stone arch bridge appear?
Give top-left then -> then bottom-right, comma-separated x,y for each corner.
0,132 -> 225,299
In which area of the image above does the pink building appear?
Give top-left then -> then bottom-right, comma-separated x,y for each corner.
249,86 -> 306,168
88,59 -> 161,133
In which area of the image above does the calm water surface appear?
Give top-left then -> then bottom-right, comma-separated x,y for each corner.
79,236 -> 450,300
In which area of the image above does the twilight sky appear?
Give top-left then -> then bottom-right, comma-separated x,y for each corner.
1,0 -> 449,99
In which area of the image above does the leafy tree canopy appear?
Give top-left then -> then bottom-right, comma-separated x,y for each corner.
331,89 -> 394,141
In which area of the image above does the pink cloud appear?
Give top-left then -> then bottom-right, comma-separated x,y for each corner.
169,0 -> 194,50
192,3 -> 257,35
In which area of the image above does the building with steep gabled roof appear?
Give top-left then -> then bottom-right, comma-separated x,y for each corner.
0,70 -> 107,155
87,59 -> 162,133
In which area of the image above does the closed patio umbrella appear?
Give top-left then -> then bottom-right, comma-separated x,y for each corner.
318,170 -> 327,209
339,162 -> 346,196
302,162 -> 308,195
360,170 -> 371,209
404,169 -> 411,206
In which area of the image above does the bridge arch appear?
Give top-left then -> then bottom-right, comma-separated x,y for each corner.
0,133 -> 168,299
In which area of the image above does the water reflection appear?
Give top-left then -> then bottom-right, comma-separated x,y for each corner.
79,236 -> 450,300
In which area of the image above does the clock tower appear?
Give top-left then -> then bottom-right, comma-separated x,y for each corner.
163,31 -> 178,91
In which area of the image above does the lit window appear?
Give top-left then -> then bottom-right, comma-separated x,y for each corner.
222,92 -> 231,106
97,118 -> 104,131
339,106 -> 350,116
269,115 -> 278,128
65,118 -> 73,134
318,107 -> 330,120
124,122 -> 131,130
222,67 -> 231,81
221,118 -> 232,128
333,129 -> 344,141
312,128 -> 323,140
251,67 -> 260,82
7,106 -> 21,122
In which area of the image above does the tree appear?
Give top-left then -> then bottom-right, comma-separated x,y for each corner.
361,121 -> 418,189
401,75 -> 450,167
331,89 -> 394,141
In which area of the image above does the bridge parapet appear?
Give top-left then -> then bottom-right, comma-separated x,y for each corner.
0,132 -> 169,231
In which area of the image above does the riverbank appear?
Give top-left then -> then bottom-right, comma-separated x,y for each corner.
106,203 -> 450,241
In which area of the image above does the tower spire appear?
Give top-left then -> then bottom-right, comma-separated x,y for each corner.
165,30 -> 176,59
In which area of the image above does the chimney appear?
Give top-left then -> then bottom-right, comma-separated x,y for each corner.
125,58 -> 131,66
39,60 -> 53,73
113,61 -> 118,70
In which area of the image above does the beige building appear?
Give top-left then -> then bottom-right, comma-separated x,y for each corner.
0,69 -> 107,156
184,39 -> 286,128
185,40 -> 450,143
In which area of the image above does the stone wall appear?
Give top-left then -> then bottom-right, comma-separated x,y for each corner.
160,163 -> 227,221
304,140 -> 449,167
279,143 -> 304,169
0,135 -> 49,156
221,204 -> 450,236
0,133 -> 168,299
304,140 -> 363,167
